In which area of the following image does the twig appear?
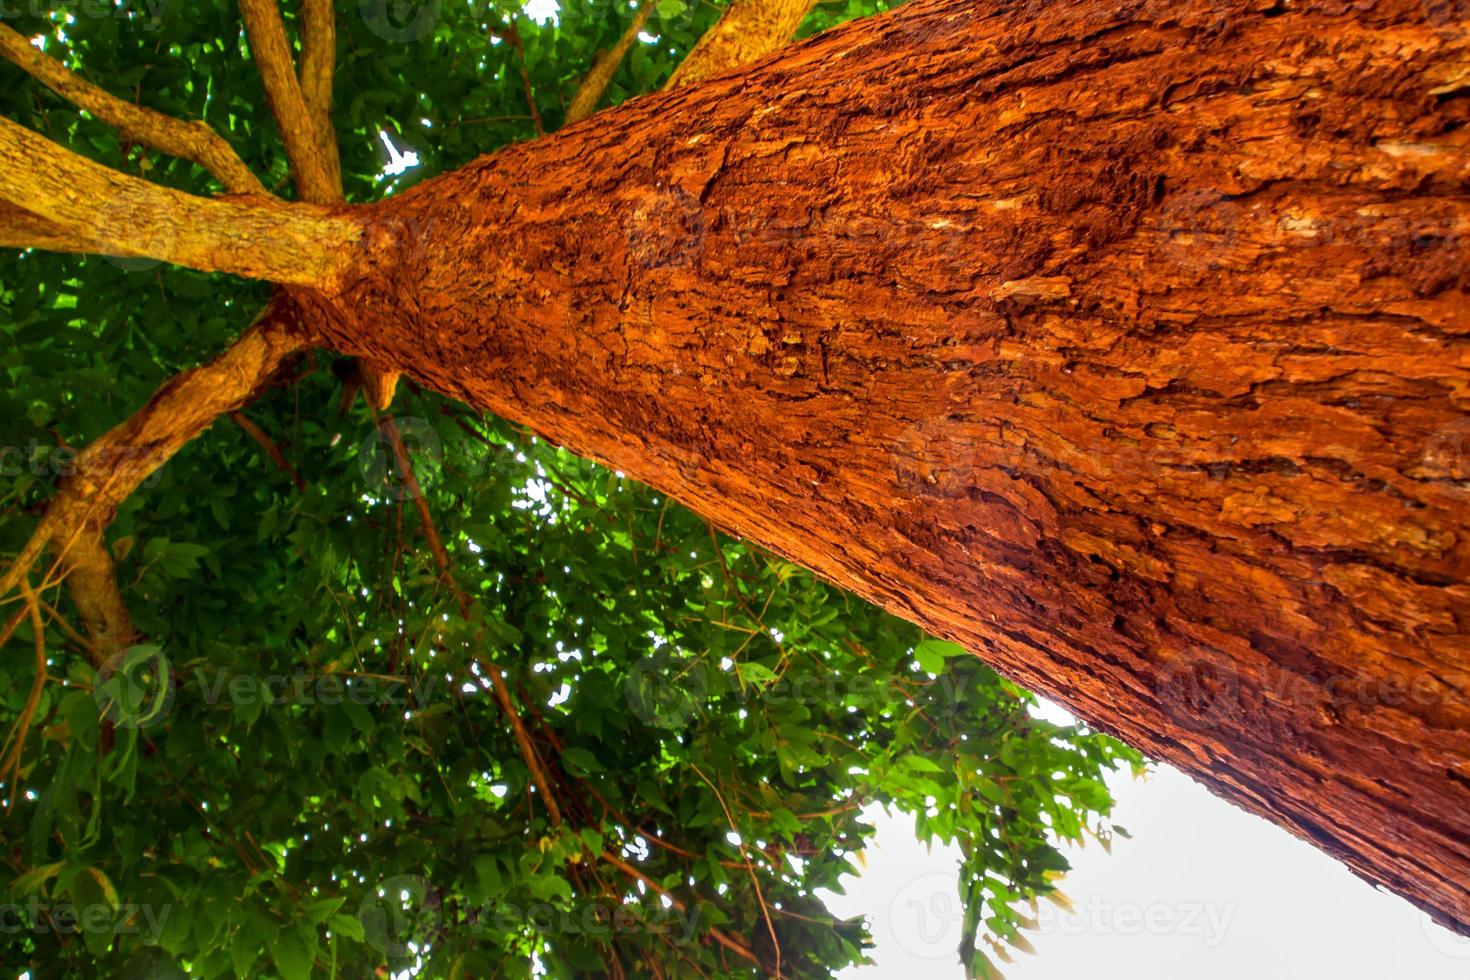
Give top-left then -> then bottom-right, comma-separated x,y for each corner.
0,579 -> 48,803
599,850 -> 762,969
692,763 -> 782,978
493,19 -> 545,136
565,0 -> 655,125
231,410 -> 307,491
0,23 -> 265,195
378,414 -> 565,828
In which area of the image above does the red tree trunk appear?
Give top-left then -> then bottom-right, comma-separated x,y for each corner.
314,0 -> 1470,931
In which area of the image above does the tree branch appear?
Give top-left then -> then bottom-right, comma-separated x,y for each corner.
0,117 -> 360,287
298,0 -> 335,142
231,410 -> 307,491
237,0 -> 340,202
59,526 -> 137,664
0,579 -> 47,796
691,763 -> 781,977
0,23 -> 265,195
378,415 -> 565,828
0,299 -> 310,614
666,0 -> 816,89
492,19 -> 545,137
599,850 -> 762,969
564,0 -> 655,125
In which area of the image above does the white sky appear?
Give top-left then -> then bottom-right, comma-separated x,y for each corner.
824,701 -> 1470,979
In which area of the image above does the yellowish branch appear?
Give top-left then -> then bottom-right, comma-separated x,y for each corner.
0,117 -> 360,287
238,0 -> 340,202
59,526 -> 137,664
565,0 -> 656,125
299,0 -> 336,143
0,23 -> 265,196
666,0 -> 816,89
0,579 -> 47,797
0,300 -> 310,613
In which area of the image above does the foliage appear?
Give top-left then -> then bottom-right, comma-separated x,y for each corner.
0,1 -> 1143,976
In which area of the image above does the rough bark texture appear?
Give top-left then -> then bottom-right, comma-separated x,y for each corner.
315,0 -> 1470,931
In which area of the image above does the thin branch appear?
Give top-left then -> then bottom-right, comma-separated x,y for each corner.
59,526 -> 137,665
493,19 -> 545,136
599,850 -> 762,969
564,0 -> 655,125
666,0 -> 817,89
0,23 -> 265,195
380,416 -> 458,597
378,414 -> 566,828
231,410 -> 307,491
691,763 -> 782,978
237,0 -> 340,201
0,579 -> 47,799
0,299 -> 309,608
0,117 -> 360,286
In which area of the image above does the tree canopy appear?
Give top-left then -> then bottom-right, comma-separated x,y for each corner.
1,1 -> 1142,976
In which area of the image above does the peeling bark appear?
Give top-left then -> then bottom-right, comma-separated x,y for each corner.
317,0 -> 1470,931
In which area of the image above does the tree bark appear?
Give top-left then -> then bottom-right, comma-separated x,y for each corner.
307,0 -> 1470,932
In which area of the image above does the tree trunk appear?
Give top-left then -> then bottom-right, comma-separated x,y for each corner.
313,0 -> 1470,931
